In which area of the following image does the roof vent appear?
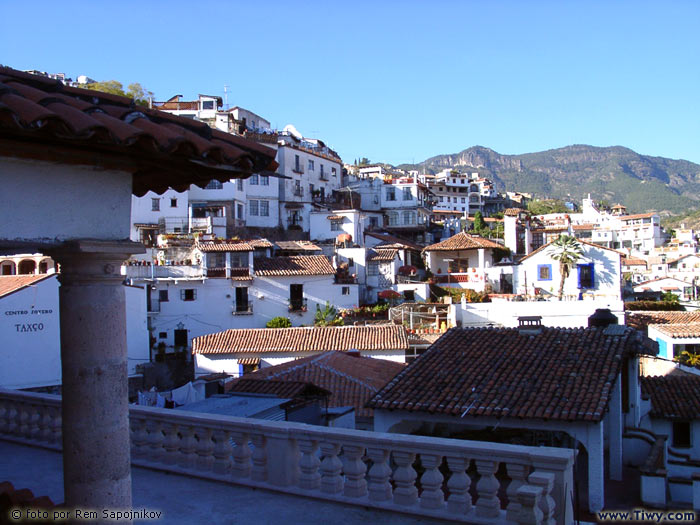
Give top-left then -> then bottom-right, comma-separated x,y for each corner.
588,308 -> 618,328
518,316 -> 543,335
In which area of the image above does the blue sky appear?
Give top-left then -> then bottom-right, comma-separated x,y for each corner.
2,1 -> 699,165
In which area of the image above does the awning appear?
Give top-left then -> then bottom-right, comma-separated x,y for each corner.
134,223 -> 158,228
237,357 -> 260,366
327,215 -> 344,220
285,203 -> 304,209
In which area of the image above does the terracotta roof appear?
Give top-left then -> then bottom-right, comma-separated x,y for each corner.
367,326 -> 645,422
620,213 -> 657,221
230,268 -> 252,280
504,208 -> 526,216
642,375 -> 700,419
274,241 -> 321,251
519,238 -> 622,263
364,232 -> 423,251
237,351 -> 405,417
254,255 -> 334,276
0,67 -> 277,196
650,323 -> 700,339
423,232 -> 502,252
248,239 -> 274,249
0,274 -> 54,299
572,224 -> 596,230
622,257 -> 647,267
367,248 -> 398,262
192,325 -> 410,355
197,241 -> 252,252
226,378 -> 331,399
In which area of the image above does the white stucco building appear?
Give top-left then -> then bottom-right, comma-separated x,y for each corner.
0,274 -> 60,389
192,324 -> 411,377
515,240 -> 623,301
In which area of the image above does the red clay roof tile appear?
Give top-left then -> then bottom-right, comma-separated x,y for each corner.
192,325 -> 409,355
234,351 -> 404,417
367,326 -> 645,422
642,375 -> 700,420
0,66 -> 277,196
254,255 -> 334,276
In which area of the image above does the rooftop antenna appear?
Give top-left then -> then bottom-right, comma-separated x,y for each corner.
223,85 -> 229,110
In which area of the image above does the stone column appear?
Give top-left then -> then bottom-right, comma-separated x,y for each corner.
51,240 -> 143,510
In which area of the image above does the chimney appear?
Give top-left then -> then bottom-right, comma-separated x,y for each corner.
588,308 -> 618,328
518,316 -> 543,335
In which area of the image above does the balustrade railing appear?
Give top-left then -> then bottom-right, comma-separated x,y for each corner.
0,389 -> 574,524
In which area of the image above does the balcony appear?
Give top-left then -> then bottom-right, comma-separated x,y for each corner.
125,264 -> 205,280
0,389 -> 574,524
232,303 -> 253,315
288,299 -> 308,312
292,165 -> 304,175
293,187 -> 304,198
206,267 -> 227,278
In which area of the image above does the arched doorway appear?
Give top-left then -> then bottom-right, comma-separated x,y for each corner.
18,259 -> 36,274
0,260 -> 16,275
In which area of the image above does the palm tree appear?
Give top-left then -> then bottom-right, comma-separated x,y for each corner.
547,235 -> 584,300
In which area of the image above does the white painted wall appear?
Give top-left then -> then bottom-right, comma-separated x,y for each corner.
459,298 -> 625,328
0,275 -> 61,388
194,348 -> 407,377
516,243 -> 622,300
130,189 -> 188,241
2,157 -> 132,242
125,285 -> 150,376
148,273 -> 360,350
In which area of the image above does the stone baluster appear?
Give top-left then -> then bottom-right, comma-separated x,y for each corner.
146,419 -> 163,463
179,425 -> 198,470
6,404 -> 18,435
162,423 -> 180,466
231,431 -> 252,479
506,462 -> 531,522
474,459 -> 500,518
48,406 -> 61,446
392,451 -> 418,506
250,433 -> 267,482
298,438 -> 321,490
529,472 -> 555,525
419,453 -> 445,510
343,444 -> 367,498
516,485 -> 544,525
366,447 -> 392,502
39,405 -> 53,443
319,442 -> 343,494
212,429 -> 233,476
131,417 -> 149,460
0,400 -> 8,435
195,427 -> 215,473
27,403 -> 41,441
18,403 -> 29,438
446,455 -> 472,515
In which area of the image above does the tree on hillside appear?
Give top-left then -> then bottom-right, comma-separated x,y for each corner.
527,199 -> 569,215
85,80 -> 154,107
547,235 -> 583,300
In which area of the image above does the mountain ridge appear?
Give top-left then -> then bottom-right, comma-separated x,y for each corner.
395,145 -> 700,216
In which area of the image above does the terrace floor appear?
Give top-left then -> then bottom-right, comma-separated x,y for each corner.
0,441 -> 453,525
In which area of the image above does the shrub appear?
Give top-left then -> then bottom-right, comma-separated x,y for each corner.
266,316 -> 292,328
624,301 -> 684,311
